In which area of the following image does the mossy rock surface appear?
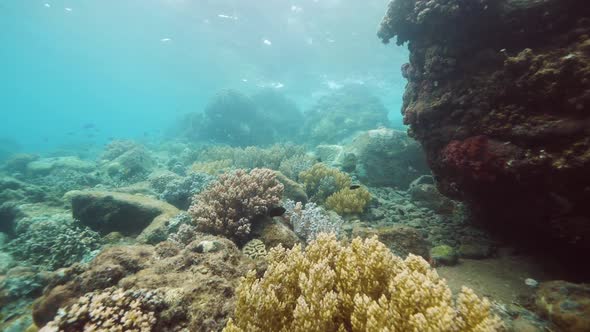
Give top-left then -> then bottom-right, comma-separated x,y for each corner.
66,190 -> 179,244
429,245 -> 458,266
535,280 -> 590,331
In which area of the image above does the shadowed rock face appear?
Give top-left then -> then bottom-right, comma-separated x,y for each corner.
378,0 -> 590,255
67,190 -> 180,243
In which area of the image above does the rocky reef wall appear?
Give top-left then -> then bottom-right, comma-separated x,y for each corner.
379,0 -> 590,255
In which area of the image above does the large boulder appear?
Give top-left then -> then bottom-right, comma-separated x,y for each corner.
378,0 -> 590,253
302,85 -> 391,145
346,128 -> 429,188
66,190 -> 180,244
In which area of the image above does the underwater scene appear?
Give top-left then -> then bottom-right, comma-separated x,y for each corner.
1,0 -> 589,331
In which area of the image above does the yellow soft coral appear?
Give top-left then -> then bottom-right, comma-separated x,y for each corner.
299,163 -> 352,203
224,234 -> 503,332
325,187 -> 371,214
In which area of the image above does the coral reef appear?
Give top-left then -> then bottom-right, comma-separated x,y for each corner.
40,287 -> 166,332
302,85 -> 391,144
191,159 -> 233,175
1,153 -> 39,174
0,265 -> 51,331
188,168 -> 283,242
33,233 -> 253,332
277,154 -> 318,182
358,185 -> 491,255
325,187 -> 371,215
378,0 -> 590,254
99,140 -> 155,185
198,144 -> 308,171
167,222 -> 199,247
283,200 -> 343,243
5,215 -> 101,270
224,234 -> 502,331
299,163 -> 351,204
150,171 -> 214,210
26,156 -> 95,176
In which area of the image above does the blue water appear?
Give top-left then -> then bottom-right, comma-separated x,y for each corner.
0,0 -> 408,153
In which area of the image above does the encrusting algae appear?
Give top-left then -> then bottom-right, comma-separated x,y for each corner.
224,234 -> 503,332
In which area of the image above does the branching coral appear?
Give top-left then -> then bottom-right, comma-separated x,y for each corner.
42,287 -> 165,332
6,216 -> 101,270
188,168 -> 284,241
299,163 -> 351,204
325,187 -> 371,215
224,234 -> 503,332
283,200 -> 343,243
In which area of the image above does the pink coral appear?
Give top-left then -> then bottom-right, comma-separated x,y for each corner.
188,168 -> 283,241
441,136 -> 504,182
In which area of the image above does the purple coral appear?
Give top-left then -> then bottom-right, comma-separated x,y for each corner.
188,168 -> 283,241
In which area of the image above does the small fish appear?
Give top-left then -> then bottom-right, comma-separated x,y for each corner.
82,123 -> 96,130
44,3 -> 51,8
291,5 -> 303,13
64,7 -> 72,12
66,131 -> 75,136
269,206 -> 286,217
218,14 -> 238,20
350,184 -> 361,190
263,39 -> 272,46
160,38 -> 172,43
